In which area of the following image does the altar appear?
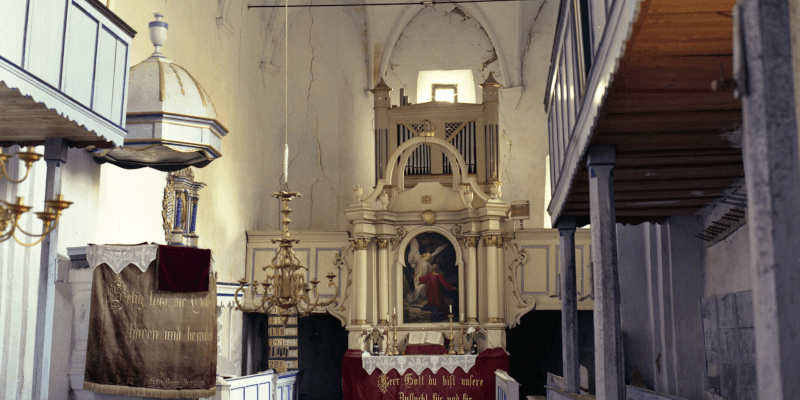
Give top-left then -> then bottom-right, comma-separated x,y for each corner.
342,349 -> 509,400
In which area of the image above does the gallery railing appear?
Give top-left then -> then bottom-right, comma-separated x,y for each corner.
544,0 -> 643,216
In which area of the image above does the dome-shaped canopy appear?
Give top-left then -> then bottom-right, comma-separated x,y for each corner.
91,13 -> 228,171
127,57 -> 219,121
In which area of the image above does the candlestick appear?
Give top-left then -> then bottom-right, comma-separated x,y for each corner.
457,320 -> 466,355
447,313 -> 456,355
384,315 -> 392,355
391,313 -> 399,355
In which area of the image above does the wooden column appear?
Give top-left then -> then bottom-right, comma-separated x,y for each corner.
32,138 -> 68,400
558,216 -> 580,393
377,238 -> 390,325
466,237 -> 479,323
740,1 -> 800,398
351,237 -> 371,325
587,145 -> 623,400
496,237 -> 506,322
484,235 -> 501,323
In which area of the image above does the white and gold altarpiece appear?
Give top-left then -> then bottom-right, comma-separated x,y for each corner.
244,76 -> 594,353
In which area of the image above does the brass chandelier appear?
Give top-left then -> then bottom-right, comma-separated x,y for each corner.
1,147 -> 71,247
234,189 -> 339,316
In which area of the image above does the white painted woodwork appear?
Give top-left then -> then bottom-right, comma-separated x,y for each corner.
0,0 -> 134,146
545,0 -> 643,223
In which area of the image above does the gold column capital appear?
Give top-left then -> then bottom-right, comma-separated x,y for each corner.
377,238 -> 390,250
351,237 -> 372,251
465,237 -> 480,247
483,235 -> 501,247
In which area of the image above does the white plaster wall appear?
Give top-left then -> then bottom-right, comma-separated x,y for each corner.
502,0 -> 559,229
382,2 -> 557,228
385,5 -> 499,105
704,225 -> 753,297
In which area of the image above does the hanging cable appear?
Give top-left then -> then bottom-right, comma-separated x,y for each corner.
250,0 -> 533,8
283,0 -> 289,187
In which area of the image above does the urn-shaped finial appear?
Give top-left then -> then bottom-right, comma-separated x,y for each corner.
149,13 -> 168,58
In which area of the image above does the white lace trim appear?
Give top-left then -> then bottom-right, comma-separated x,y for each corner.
361,355 -> 478,375
86,244 -> 159,274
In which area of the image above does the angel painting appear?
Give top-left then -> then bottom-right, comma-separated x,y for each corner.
402,232 -> 459,323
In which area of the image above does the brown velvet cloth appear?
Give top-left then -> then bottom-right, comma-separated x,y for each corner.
83,262 -> 217,399
342,348 -> 509,400
157,245 -> 211,292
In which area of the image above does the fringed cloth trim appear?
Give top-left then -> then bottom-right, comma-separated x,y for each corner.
83,381 -> 216,399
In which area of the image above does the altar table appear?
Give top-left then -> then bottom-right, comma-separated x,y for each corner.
342,349 -> 509,400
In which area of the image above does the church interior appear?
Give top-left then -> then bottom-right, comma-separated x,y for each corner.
1,0 -> 799,399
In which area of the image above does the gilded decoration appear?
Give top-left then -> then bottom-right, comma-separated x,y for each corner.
422,209 -> 436,226
378,374 -> 391,393
403,232 -> 459,323
377,238 -> 390,250
465,237 -> 480,248
390,227 -> 407,250
483,235 -> 500,247
351,238 -> 371,251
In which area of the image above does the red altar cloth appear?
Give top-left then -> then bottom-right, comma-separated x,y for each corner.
404,344 -> 447,355
342,348 -> 509,400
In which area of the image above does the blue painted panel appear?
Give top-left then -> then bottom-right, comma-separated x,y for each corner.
26,0 -> 68,86
230,387 -> 245,400
92,27 -> 116,119
61,2 -> 98,106
0,0 -> 28,66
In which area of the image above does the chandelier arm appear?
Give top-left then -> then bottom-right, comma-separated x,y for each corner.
234,283 -> 264,313
315,282 -> 340,307
0,161 -> 34,184
13,233 -> 48,247
0,228 -> 16,242
15,219 -> 58,238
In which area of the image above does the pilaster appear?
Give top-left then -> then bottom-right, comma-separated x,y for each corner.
484,234 -> 502,323
32,138 -> 68,400
377,238 -> 390,325
350,237 -> 371,325
558,216 -> 579,394
587,145 -> 624,400
465,236 -> 479,323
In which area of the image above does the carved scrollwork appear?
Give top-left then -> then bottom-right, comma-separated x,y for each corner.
506,242 -> 536,328
161,176 -> 175,243
328,246 -> 353,325
451,225 -> 467,248
390,227 -> 407,250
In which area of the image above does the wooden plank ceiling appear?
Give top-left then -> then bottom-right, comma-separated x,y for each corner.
564,0 -> 742,225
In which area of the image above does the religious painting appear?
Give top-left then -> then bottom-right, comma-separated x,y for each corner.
402,232 -> 459,323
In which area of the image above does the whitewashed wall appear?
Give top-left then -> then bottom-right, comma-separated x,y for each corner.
0,0 -> 562,397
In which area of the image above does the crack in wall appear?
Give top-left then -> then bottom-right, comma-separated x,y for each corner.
482,48 -> 498,71
446,6 -> 470,21
521,0 -> 549,76
304,8 -> 335,228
